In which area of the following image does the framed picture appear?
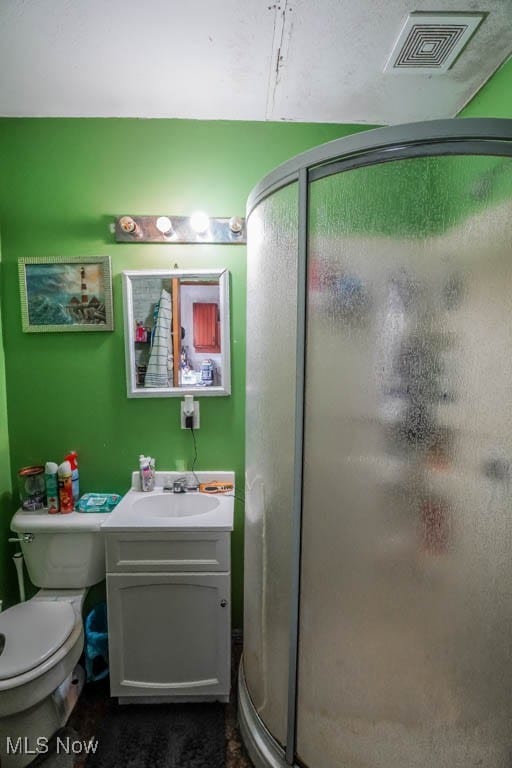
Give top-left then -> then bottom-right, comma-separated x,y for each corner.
18,256 -> 113,333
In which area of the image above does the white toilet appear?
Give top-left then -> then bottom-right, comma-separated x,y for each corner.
0,507 -> 108,768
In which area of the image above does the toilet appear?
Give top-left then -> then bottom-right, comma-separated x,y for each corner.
0,507 -> 108,768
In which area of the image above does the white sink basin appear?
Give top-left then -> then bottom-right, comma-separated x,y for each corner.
101,471 -> 235,531
132,492 -> 220,518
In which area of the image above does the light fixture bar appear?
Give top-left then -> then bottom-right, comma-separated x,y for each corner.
114,215 -> 246,244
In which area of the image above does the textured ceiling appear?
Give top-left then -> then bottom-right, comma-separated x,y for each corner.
0,0 -> 510,123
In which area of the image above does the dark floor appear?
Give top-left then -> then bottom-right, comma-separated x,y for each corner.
66,638 -> 254,768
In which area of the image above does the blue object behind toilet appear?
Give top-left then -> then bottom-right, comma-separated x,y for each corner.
84,602 -> 109,682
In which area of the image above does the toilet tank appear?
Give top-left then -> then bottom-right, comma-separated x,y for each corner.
11,509 -> 109,588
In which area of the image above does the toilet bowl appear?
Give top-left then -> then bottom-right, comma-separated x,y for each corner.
0,509 -> 109,768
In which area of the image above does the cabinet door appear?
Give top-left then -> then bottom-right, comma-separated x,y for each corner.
193,302 -> 220,352
107,572 -> 230,699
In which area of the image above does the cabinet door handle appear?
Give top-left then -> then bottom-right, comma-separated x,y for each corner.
220,599 -> 228,607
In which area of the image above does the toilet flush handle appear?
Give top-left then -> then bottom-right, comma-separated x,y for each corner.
8,533 -> 34,544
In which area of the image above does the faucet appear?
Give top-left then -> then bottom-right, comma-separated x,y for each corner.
171,477 -> 187,494
163,474 -> 198,492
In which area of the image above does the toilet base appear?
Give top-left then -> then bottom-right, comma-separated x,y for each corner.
0,665 -> 84,768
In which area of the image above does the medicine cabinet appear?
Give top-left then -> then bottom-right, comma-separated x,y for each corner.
122,269 -> 231,397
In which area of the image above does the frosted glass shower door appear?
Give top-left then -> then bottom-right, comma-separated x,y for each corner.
297,155 -> 512,768
244,182 -> 299,746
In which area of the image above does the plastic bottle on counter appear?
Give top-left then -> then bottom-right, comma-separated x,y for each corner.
45,461 -> 59,514
139,455 -> 155,492
58,461 -> 74,513
65,451 -> 79,504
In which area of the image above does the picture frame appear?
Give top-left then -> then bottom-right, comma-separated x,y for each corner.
18,256 -> 113,333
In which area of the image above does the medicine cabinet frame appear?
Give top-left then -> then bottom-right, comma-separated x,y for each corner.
122,268 -> 231,398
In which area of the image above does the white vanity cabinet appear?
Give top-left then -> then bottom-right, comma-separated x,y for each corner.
105,529 -> 231,703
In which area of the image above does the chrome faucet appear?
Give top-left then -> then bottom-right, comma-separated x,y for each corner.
163,474 -> 198,492
172,477 -> 187,494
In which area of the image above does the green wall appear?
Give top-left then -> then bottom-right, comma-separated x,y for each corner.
0,118 -> 371,623
460,56 -> 512,118
0,237 -> 14,608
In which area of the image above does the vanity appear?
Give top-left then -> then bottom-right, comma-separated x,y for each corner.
102,471 -> 234,704
108,266 -> 234,702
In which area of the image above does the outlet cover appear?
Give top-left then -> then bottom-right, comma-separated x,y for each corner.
180,401 -> 200,429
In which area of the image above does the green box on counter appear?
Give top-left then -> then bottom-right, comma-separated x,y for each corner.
77,493 -> 121,513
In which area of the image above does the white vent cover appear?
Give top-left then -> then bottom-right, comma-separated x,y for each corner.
384,12 -> 485,74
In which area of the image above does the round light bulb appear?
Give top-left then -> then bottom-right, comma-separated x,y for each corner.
190,211 -> 210,234
119,216 -> 138,234
156,216 -> 173,235
229,216 -> 243,234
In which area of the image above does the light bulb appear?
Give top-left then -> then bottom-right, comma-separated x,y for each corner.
119,216 -> 138,234
190,211 -> 210,234
229,216 -> 243,234
156,216 -> 173,235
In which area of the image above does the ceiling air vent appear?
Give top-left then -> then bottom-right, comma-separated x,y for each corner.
384,12 -> 485,74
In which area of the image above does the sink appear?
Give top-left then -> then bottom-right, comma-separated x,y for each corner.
132,492 -> 220,517
101,471 -> 235,531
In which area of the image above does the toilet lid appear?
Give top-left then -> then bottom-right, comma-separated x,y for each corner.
0,601 -> 75,680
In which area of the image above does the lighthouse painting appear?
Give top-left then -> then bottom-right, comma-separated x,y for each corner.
18,256 -> 113,332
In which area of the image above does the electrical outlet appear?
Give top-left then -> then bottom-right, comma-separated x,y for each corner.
181,400 -> 200,429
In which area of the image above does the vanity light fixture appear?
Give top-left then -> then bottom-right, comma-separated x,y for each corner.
114,214 -> 247,244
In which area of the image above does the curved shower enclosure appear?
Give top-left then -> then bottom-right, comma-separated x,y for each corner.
241,119 -> 512,768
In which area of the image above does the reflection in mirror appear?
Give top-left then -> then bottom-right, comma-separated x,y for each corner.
122,269 -> 231,397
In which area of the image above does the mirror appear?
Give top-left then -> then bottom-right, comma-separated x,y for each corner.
122,269 -> 231,397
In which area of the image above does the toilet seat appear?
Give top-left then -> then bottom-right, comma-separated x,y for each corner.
0,601 -> 75,681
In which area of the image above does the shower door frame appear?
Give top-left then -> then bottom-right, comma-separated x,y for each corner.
240,118 -> 512,768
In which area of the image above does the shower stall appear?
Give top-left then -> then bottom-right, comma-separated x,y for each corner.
240,119 -> 512,768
